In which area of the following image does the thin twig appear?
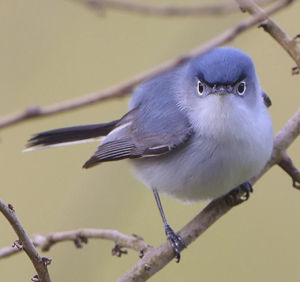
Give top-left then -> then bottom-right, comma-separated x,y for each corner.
0,229 -> 149,259
0,200 -> 51,282
252,108 -> 300,182
0,0 -> 291,130
278,152 -> 300,188
33,229 -> 149,253
236,0 -> 300,68
0,245 -> 21,259
78,0 -> 276,17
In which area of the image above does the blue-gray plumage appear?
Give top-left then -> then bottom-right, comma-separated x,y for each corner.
124,47 -> 273,201
26,47 -> 274,261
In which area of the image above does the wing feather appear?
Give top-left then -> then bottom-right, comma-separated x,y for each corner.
83,97 -> 193,169
83,138 -> 140,168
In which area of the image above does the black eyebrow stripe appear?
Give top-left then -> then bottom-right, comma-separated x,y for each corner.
197,72 -> 246,87
236,73 -> 246,83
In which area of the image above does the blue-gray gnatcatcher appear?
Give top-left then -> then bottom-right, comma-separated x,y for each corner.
26,47 -> 273,261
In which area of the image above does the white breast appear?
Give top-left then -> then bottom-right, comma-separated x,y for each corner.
130,95 -> 273,202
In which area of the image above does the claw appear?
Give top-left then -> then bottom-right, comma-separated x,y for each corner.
226,181 -> 253,206
164,224 -> 186,263
240,181 -> 253,200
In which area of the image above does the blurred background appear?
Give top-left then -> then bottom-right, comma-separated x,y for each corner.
0,0 -> 300,281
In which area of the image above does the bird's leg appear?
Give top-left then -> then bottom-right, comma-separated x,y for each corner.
225,181 -> 253,206
152,188 -> 186,262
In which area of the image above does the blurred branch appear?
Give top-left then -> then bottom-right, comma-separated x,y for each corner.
236,0 -> 300,69
252,108 -> 300,181
77,0 -> 275,17
0,245 -> 20,259
0,229 -> 149,259
117,107 -> 300,281
0,0 -> 291,130
0,200 -> 51,282
278,152 -> 300,188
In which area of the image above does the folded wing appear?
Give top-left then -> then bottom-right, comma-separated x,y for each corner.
83,108 -> 193,168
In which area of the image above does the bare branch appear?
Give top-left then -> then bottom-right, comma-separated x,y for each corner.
278,152 -> 300,188
0,200 -> 51,282
33,229 -> 149,253
0,245 -> 21,259
0,0 -> 292,130
0,229 -> 150,260
236,0 -> 300,68
77,0 -> 275,17
252,107 -> 300,181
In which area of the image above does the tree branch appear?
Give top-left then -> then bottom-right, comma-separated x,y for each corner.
252,107 -> 300,182
77,0 -> 276,17
0,200 -> 51,282
0,229 -> 150,260
0,0 -> 292,130
236,0 -> 300,69
278,152 -> 300,188
0,245 -> 21,259
33,229 -> 149,253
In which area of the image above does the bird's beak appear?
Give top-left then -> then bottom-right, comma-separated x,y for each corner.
215,89 -> 228,96
209,85 -> 232,96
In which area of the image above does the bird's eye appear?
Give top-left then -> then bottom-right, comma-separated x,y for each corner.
237,81 -> 246,96
197,80 -> 205,96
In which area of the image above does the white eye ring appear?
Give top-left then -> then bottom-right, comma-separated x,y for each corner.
237,81 -> 246,96
197,80 -> 205,96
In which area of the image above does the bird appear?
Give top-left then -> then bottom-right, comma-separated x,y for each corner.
25,47 -> 274,262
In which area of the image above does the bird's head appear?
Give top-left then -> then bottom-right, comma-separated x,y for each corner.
177,47 -> 261,112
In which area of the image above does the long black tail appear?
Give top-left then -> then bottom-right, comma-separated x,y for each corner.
26,120 -> 119,149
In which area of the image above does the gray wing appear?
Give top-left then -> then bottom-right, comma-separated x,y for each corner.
83,72 -> 193,168
83,108 -> 193,168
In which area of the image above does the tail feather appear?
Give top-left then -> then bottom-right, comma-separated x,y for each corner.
26,120 -> 119,149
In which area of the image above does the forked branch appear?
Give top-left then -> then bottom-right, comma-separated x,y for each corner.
0,200 -> 51,282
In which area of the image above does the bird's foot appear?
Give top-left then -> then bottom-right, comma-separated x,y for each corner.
164,223 -> 186,263
225,181 -> 253,206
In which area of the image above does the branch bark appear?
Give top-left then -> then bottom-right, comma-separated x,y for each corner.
0,229 -> 150,260
33,229 -> 149,254
0,228 -> 151,259
278,152 -> 300,188
0,0 -> 292,130
252,108 -> 300,182
237,0 -> 300,68
0,200 -> 51,282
